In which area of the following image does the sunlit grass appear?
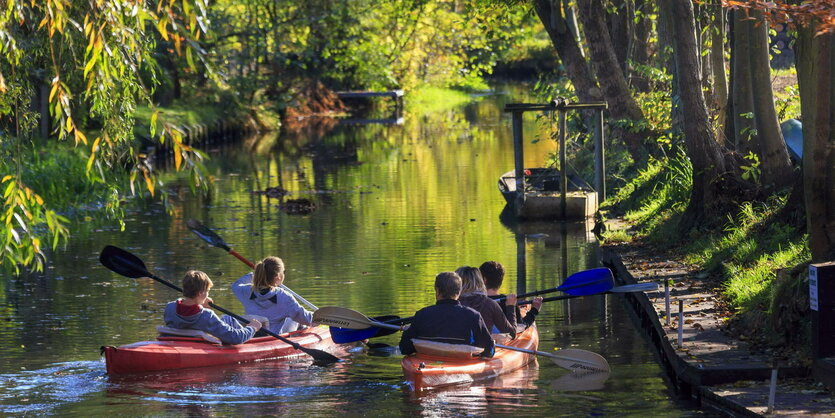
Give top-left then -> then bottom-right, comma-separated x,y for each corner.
601,229 -> 631,243
407,86 -> 475,114
608,149 -> 809,322
7,142 -> 126,217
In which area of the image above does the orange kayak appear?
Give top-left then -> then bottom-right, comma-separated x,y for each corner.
401,323 -> 539,391
102,325 -> 334,375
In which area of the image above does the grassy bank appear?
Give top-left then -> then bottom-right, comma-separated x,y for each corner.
602,152 -> 811,356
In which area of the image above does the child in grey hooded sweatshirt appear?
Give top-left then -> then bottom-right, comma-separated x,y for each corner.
164,270 -> 261,344
232,256 -> 314,335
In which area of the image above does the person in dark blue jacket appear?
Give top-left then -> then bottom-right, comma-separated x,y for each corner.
399,271 -> 495,357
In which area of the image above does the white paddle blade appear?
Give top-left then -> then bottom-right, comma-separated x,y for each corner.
313,306 -> 373,329
609,282 -> 659,293
547,348 -> 610,373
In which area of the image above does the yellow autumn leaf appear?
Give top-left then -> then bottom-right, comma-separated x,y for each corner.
144,172 -> 155,196
74,129 -> 87,145
174,144 -> 182,170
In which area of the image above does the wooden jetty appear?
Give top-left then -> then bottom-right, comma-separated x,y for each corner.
501,99 -> 607,220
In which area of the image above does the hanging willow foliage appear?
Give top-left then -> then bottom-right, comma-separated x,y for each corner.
0,0 -> 212,272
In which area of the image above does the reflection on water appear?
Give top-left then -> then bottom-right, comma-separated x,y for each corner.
0,85 -> 700,416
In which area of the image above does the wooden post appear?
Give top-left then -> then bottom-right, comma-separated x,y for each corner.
516,232 -> 527,295
594,108 -> 606,202
665,280 -> 671,326
559,109 -> 567,219
810,262 -> 835,358
512,111 -> 526,215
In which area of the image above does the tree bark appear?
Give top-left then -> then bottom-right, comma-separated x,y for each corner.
630,0 -> 651,92
709,2 -> 728,113
607,0 -> 630,77
657,0 -> 683,135
797,23 -> 835,262
748,9 -> 792,190
731,9 -> 755,155
665,0 -> 730,229
533,0 -> 603,103
576,0 -> 650,162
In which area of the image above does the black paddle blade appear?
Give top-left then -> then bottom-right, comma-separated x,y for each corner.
99,245 -> 151,279
186,219 -> 231,251
305,347 -> 341,364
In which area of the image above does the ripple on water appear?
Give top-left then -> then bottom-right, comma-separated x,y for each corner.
0,361 -> 106,415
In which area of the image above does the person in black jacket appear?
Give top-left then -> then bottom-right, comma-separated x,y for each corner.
399,272 -> 495,357
479,261 -> 543,329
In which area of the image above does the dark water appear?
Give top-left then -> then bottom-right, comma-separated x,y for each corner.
0,86 -> 702,416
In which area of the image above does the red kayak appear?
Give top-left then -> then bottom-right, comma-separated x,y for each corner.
401,322 -> 539,391
102,326 -> 334,375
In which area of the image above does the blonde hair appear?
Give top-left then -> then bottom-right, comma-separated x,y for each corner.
182,270 -> 213,298
456,266 -> 486,295
253,256 -> 285,290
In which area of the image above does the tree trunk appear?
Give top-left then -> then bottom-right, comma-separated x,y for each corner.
630,0 -> 651,92
576,0 -> 649,162
665,0 -> 729,229
709,2 -> 728,113
533,0 -> 603,103
748,9 -> 792,190
607,0 -> 630,77
797,23 -> 835,263
657,0 -> 683,136
731,9 -> 755,155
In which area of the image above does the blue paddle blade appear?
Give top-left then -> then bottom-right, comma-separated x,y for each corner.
556,267 -> 615,296
329,315 -> 402,344
330,326 -> 378,344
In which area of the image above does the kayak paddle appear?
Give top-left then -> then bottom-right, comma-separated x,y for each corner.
493,346 -> 610,373
515,282 -> 660,306
492,267 -> 616,300
186,218 -> 319,311
314,306 -> 609,372
325,282 -> 658,344
99,245 -> 340,364
330,314 -> 403,344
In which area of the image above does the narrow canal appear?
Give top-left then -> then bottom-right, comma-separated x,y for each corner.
0,86 -> 704,415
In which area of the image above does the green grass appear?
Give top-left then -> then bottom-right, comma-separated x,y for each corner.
407,86 -> 475,114
608,149 -> 810,347
601,229 -> 632,243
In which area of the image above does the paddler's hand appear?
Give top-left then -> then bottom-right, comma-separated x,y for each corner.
505,293 -> 517,307
248,318 -> 262,331
532,297 -> 543,311
201,297 -> 214,308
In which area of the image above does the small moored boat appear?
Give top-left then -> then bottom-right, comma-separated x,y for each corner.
401,323 -> 539,391
498,168 -> 598,220
102,325 -> 334,375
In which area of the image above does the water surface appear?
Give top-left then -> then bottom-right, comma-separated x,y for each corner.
0,86 -> 702,416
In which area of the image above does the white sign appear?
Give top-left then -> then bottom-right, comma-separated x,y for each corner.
810,265 -> 819,311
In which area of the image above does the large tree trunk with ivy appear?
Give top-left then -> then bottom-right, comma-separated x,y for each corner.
656,0 -> 683,135
709,2 -> 728,116
748,9 -> 793,190
533,0 -> 603,103
630,0 -> 651,92
607,0 -> 630,77
797,23 -> 835,262
665,0 -> 730,229
731,9 -> 756,156
576,0 -> 650,162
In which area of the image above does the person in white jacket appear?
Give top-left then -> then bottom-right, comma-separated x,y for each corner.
232,256 -> 314,335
